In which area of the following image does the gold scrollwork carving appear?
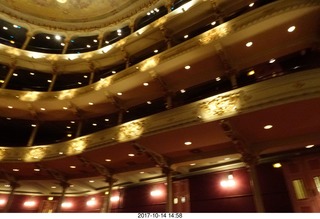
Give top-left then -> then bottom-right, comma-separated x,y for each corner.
200,93 -> 240,120
117,120 -> 144,142
25,147 -> 47,161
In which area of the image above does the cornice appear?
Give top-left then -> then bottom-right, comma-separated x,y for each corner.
0,0 -> 164,32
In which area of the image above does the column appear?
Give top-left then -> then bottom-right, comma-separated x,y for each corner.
98,34 -> 104,49
165,0 -> 173,12
117,110 -> 124,125
21,31 -> 33,50
164,167 -> 173,212
243,154 -> 265,212
48,74 -> 58,91
165,93 -> 173,109
129,18 -> 135,34
27,122 -> 40,146
55,181 -> 69,213
62,37 -> 71,54
1,63 -> 16,89
3,181 -> 20,212
75,120 -> 83,137
100,177 -> 116,213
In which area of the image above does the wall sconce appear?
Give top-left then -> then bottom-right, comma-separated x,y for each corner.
0,199 -> 6,206
110,196 -> 120,202
86,197 -> 97,207
61,202 -> 73,208
220,172 -> 236,188
23,200 -> 37,207
150,189 -> 162,197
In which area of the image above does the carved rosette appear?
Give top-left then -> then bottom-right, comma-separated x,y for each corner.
199,24 -> 230,45
25,147 -> 47,161
117,120 -> 144,142
67,140 -> 87,155
200,93 -> 240,120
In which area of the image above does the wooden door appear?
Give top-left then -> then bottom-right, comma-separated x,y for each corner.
282,155 -> 320,212
172,179 -> 190,212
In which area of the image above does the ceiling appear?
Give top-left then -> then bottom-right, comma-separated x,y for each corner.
0,0 -> 320,196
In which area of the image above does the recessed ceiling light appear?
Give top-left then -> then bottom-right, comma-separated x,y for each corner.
305,144 -> 314,149
211,21 -> 216,26
88,102 -> 94,105
70,165 -> 76,169
264,125 -> 273,130
184,141 -> 192,145
46,36 -> 51,40
247,70 -> 255,76
71,121 -> 75,123
246,41 -> 253,47
105,159 -> 111,162
34,169 -> 40,172
63,107 -> 68,110
143,82 -> 149,86
31,124 -> 37,127
13,73 -> 18,76
273,163 -> 282,168
128,153 -> 135,157
180,89 -> 186,93
89,180 -> 95,183
147,101 -> 152,104
55,35 -> 62,40
216,77 -> 221,81
86,44 -> 91,48
67,134 -> 72,137
154,49 -> 158,53
190,163 -> 196,166
117,92 -> 123,96
3,26 -> 8,30
140,171 -> 145,174
184,65 -> 191,70
40,108 -> 46,111
249,2 -> 255,7
8,106 -> 13,109
288,26 -> 296,32
269,58 -> 276,63
13,169 -> 19,172
92,123 -> 97,126
59,152 -> 64,155
51,186 -> 57,189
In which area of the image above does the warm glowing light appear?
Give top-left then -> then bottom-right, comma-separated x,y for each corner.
61,202 -> 73,208
110,196 -> 120,202
247,70 -> 255,76
264,125 -> 273,130
24,201 -> 36,207
249,2 -> 255,7
220,174 -> 236,188
20,91 -> 41,101
246,41 -> 253,47
128,153 -> 135,157
150,189 -> 162,197
269,58 -> 276,63
184,141 -> 192,145
86,198 -> 97,206
273,163 -> 282,168
0,199 -> 6,205
306,144 -> 315,149
288,26 -> 296,32
184,65 -> 191,70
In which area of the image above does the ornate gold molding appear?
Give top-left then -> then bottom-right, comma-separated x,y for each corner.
199,93 -> 240,121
